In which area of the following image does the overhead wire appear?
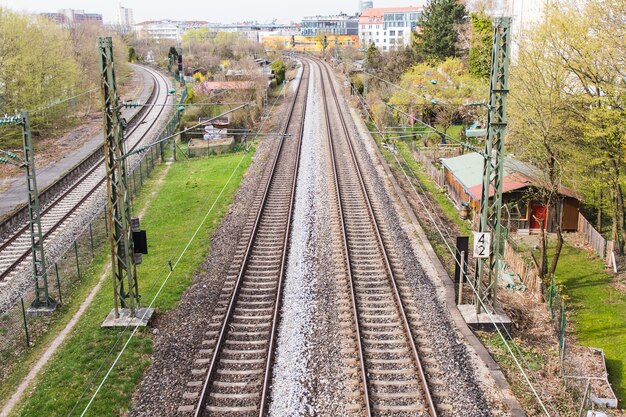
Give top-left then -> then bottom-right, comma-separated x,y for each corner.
72,71 -> 293,416
351,85 -> 555,416
362,69 -> 485,154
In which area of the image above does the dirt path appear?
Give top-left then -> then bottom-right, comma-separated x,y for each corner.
0,162 -> 172,417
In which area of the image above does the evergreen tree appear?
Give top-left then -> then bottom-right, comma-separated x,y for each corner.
364,42 -> 382,72
270,60 -> 286,85
415,0 -> 466,61
468,11 -> 493,80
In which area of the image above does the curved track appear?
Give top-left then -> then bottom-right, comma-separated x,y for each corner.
0,65 -> 172,285
189,61 -> 309,416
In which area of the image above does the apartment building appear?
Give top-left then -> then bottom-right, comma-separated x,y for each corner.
134,20 -> 208,41
301,13 -> 359,37
41,9 -> 103,25
358,7 -> 423,51
116,5 -> 134,29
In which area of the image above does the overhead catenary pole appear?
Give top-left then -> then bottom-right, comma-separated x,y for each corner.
99,36 -> 141,319
21,111 -> 57,311
475,17 -> 511,313
1,113 -> 57,312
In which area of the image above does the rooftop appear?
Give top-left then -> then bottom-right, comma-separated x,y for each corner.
441,152 -> 578,201
358,6 -> 423,24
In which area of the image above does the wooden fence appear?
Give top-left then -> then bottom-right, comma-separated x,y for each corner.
503,241 -> 541,297
413,151 -> 446,188
577,213 -> 613,265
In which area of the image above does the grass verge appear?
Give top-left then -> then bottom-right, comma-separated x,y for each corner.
554,243 -> 626,405
367,123 -> 471,273
8,151 -> 252,416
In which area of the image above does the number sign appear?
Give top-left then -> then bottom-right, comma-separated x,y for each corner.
473,232 -> 491,258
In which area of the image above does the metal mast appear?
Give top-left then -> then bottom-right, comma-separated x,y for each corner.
475,17 -> 511,312
21,112 -> 57,311
99,36 -> 140,318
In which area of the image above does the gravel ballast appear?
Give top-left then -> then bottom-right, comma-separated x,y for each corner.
268,64 -> 350,417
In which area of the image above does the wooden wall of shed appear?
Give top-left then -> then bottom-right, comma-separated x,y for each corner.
562,197 -> 579,231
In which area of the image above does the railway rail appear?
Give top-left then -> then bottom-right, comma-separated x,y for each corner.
314,56 -> 439,416
0,65 -> 172,287
181,57 -> 456,416
185,60 -> 309,416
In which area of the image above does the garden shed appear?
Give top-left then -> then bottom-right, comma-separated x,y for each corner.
440,152 -> 580,233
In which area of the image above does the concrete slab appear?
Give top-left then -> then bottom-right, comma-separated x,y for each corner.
27,300 -> 58,316
101,307 -> 154,328
458,304 -> 513,333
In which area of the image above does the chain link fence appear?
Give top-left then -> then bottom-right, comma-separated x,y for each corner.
544,276 -> 618,412
0,88 -> 186,385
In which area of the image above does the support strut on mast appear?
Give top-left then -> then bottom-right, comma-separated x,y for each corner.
457,17 -> 513,333
98,36 -> 152,327
22,111 -> 57,315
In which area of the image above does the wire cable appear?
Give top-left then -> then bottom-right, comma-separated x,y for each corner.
353,86 -> 555,417
71,68 -> 293,416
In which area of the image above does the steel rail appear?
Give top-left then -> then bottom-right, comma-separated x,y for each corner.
0,66 -> 170,281
317,57 -> 438,417
194,61 -> 309,417
315,57 -> 372,417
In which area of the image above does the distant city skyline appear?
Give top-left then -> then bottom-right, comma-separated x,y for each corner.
0,0 -> 428,24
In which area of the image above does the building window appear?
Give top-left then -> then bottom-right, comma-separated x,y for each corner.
390,30 -> 395,36
383,45 -> 387,50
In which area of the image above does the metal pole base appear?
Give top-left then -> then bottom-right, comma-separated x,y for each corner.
101,307 -> 154,328
27,298 -> 58,316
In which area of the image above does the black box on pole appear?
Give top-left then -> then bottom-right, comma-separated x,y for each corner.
455,236 -> 469,283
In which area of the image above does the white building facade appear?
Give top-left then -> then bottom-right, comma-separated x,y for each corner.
116,5 -> 134,28
134,20 -> 208,42
358,7 -> 423,51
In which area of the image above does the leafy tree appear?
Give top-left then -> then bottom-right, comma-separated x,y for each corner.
389,58 -> 485,134
468,10 -> 492,80
167,46 -> 178,71
128,47 -> 137,63
0,9 -> 80,146
546,0 -> 626,252
510,0 -> 626,257
270,60 -> 286,85
415,0 -> 466,61
509,22 -> 577,289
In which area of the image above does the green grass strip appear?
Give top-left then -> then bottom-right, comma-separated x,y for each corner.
10,152 -> 252,416
554,244 -> 626,406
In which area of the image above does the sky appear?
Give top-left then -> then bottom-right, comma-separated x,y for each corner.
0,0 -> 428,24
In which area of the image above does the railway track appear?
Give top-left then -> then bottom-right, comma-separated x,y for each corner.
0,65 -> 172,288
314,57 -> 439,416
183,61 -> 309,416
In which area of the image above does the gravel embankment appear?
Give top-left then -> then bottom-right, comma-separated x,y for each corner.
333,69 -> 500,415
268,65 -> 349,417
